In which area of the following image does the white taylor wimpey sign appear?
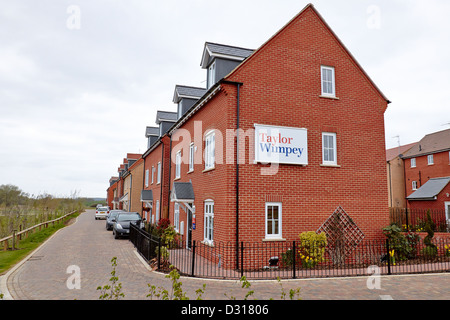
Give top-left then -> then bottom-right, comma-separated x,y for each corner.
254,124 -> 308,166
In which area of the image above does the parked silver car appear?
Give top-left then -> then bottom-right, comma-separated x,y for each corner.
95,206 -> 110,220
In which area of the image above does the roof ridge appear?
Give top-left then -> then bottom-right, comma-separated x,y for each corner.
205,41 -> 255,52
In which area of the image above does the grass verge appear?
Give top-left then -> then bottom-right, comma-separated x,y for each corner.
0,211 -> 81,275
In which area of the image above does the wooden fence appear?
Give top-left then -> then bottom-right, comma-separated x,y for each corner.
0,210 -> 77,251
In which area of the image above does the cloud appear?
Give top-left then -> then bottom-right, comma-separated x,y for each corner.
0,0 -> 449,196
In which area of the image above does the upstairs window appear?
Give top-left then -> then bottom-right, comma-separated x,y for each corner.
145,169 -> 149,187
427,154 -> 434,165
411,158 -> 416,168
151,166 -> 155,184
157,162 -> 161,184
321,66 -> 335,97
207,61 -> 216,89
189,143 -> 195,172
412,181 -> 417,191
175,150 -> 181,179
205,131 -> 215,170
178,100 -> 183,119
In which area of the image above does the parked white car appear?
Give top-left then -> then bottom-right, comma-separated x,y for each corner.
95,206 -> 110,220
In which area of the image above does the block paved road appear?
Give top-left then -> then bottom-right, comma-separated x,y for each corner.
3,209 -> 450,300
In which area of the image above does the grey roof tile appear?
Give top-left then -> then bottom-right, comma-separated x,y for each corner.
156,110 -> 177,124
407,177 -> 450,200
171,182 -> 195,202
140,190 -> 153,202
402,128 -> 450,158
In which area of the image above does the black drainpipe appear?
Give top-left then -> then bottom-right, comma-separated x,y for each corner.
222,80 -> 243,270
167,135 -> 173,219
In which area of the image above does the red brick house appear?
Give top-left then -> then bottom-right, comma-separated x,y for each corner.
166,2 -> 390,255
403,128 -> 450,220
141,112 -> 177,224
106,177 -> 119,209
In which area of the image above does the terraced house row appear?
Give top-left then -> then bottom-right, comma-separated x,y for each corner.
106,4 -> 391,255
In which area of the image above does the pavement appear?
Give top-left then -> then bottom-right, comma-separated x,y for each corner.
1,209 -> 450,300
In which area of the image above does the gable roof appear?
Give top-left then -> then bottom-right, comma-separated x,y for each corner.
402,128 -> 450,159
407,177 -> 450,200
173,85 -> 207,103
200,42 -> 255,68
224,3 -> 390,104
156,110 -> 177,124
386,142 -> 417,161
145,126 -> 159,137
170,182 -> 195,203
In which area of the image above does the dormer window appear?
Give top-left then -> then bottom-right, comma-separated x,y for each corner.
207,61 -> 216,89
201,42 -> 254,89
178,100 -> 183,119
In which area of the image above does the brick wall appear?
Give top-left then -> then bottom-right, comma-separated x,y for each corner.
169,5 -> 390,255
405,151 -> 450,197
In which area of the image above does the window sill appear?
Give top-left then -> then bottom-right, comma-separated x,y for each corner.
173,177 -> 181,181
187,169 -> 194,174
320,163 -> 341,168
262,238 -> 286,242
203,167 -> 215,173
319,95 -> 340,100
201,240 -> 214,247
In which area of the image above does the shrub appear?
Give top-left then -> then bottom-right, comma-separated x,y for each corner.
421,210 -> 437,259
383,224 -> 419,261
298,231 -> 327,268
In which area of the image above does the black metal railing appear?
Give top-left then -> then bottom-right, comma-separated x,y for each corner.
129,227 -> 450,280
129,223 -> 161,268
390,208 -> 449,233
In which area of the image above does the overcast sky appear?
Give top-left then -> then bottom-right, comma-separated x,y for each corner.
1,0 -> 449,198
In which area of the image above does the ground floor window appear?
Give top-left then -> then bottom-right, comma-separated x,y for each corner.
174,203 -> 180,232
204,201 -> 214,244
265,202 -> 282,239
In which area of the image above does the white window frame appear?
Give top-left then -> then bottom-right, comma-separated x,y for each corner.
189,143 -> 195,172
411,158 -> 416,168
265,202 -> 282,240
412,181 -> 417,191
321,66 -> 335,97
322,132 -> 337,165
145,169 -> 149,187
155,200 -> 160,224
204,131 -> 215,170
174,203 -> 180,232
175,150 -> 181,179
207,61 -> 216,89
151,166 -> 155,184
178,100 -> 183,119
428,154 -> 434,165
157,162 -> 161,184
204,200 -> 214,245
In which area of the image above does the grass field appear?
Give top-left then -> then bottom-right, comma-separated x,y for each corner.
0,211 -> 81,275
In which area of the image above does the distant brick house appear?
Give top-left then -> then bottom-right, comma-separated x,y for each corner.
386,143 -> 416,208
165,2 -> 390,254
402,128 -> 450,219
106,177 -> 119,209
140,112 -> 177,224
